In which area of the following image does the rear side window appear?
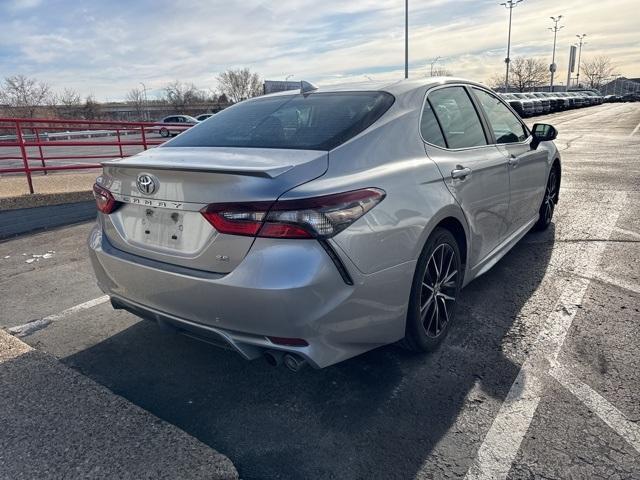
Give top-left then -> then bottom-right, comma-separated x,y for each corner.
164,92 -> 394,151
428,87 -> 487,149
420,100 -> 446,147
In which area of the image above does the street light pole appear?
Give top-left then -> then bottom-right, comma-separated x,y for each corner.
500,0 -> 524,92
139,82 -> 148,121
404,0 -> 409,79
575,33 -> 587,87
549,15 -> 564,91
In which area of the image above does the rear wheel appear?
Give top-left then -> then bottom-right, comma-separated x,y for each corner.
401,227 -> 462,352
534,166 -> 559,231
159,127 -> 169,138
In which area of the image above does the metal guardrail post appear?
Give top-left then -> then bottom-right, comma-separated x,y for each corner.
34,126 -> 47,175
15,120 -> 35,194
116,128 -> 124,157
140,124 -> 148,150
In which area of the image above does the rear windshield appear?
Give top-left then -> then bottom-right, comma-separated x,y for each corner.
164,91 -> 395,151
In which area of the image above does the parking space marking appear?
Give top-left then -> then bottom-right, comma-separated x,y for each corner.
630,121 -> 640,137
550,363 -> 640,454
7,295 -> 109,337
594,271 -> 640,295
614,226 -> 640,240
464,191 -> 627,480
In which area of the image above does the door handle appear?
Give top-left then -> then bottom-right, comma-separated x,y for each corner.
451,166 -> 472,179
508,155 -> 519,167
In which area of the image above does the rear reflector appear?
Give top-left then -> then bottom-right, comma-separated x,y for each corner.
267,336 -> 309,347
93,183 -> 120,214
201,188 -> 385,239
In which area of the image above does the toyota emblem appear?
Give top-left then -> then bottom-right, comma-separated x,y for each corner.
136,173 -> 158,195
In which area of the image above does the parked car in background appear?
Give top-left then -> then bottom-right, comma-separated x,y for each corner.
621,93 -> 640,102
157,115 -> 199,137
196,113 -> 214,122
567,92 -> 585,107
539,92 -> 566,112
500,93 -> 533,117
530,93 -> 554,113
89,78 -> 561,370
513,93 -> 543,115
556,92 -> 578,108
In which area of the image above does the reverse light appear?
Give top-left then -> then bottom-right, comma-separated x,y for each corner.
93,183 -> 120,214
201,188 -> 385,239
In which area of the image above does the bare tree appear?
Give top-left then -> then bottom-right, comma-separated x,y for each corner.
126,87 -> 147,120
53,88 -> 82,118
163,81 -> 205,113
509,57 -> 549,92
580,56 -> 616,89
82,95 -> 101,120
216,68 -> 262,103
487,73 -> 507,91
0,74 -> 52,117
427,67 -> 453,77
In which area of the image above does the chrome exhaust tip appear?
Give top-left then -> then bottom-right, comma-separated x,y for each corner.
283,353 -> 307,372
264,350 -> 284,367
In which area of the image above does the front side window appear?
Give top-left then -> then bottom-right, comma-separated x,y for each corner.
428,87 -> 487,149
473,88 -> 528,144
165,92 -> 394,151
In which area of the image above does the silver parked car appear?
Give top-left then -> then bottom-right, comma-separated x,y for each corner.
89,78 -> 561,370
157,115 -> 199,137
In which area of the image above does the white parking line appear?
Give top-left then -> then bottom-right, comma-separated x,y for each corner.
550,363 -> 640,454
7,295 -> 109,337
464,192 -> 626,480
614,226 -> 640,241
595,271 -> 640,295
629,122 -> 640,138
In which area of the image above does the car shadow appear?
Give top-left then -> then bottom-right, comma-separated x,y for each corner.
63,224 -> 556,480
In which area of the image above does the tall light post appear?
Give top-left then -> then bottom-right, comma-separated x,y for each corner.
404,0 -> 409,79
575,33 -> 587,87
500,0 -> 524,92
548,16 -> 564,91
139,82 -> 148,121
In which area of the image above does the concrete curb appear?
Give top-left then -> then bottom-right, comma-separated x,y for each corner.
0,198 -> 96,240
0,329 -> 239,479
0,190 -> 94,211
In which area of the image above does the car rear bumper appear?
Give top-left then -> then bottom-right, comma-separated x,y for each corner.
88,223 -> 414,368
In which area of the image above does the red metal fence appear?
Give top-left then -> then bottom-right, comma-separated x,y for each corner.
0,117 -> 192,194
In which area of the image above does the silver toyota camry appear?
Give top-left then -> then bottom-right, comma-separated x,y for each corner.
89,78 -> 561,370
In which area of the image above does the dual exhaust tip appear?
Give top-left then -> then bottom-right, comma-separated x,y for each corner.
264,350 -> 307,372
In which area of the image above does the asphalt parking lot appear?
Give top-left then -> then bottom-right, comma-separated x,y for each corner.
1,102 -> 639,479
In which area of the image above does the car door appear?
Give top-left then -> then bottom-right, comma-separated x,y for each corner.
421,85 -> 510,265
471,87 -> 548,234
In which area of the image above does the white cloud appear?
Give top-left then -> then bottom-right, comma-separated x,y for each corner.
0,0 -> 638,100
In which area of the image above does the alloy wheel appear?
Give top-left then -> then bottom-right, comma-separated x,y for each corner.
543,170 -> 557,224
420,243 -> 458,338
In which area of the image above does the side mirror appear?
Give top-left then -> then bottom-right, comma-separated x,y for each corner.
531,123 -> 558,149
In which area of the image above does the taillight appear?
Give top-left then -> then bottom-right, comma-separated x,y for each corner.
93,183 -> 120,214
201,188 -> 385,239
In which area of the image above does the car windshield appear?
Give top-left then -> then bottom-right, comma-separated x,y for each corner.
165,92 -> 395,151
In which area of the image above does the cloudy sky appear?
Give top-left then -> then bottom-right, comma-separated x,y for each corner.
1,0 -> 638,100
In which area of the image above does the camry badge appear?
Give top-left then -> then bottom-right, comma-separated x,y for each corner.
136,173 -> 158,195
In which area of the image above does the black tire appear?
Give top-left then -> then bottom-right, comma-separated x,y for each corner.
534,165 -> 559,231
400,227 -> 462,352
159,127 -> 169,138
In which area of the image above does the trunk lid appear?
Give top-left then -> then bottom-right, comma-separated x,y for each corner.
99,147 -> 327,273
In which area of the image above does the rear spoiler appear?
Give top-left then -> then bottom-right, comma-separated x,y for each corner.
100,159 -> 294,179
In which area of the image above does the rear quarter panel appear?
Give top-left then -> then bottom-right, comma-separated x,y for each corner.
280,86 -> 467,275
